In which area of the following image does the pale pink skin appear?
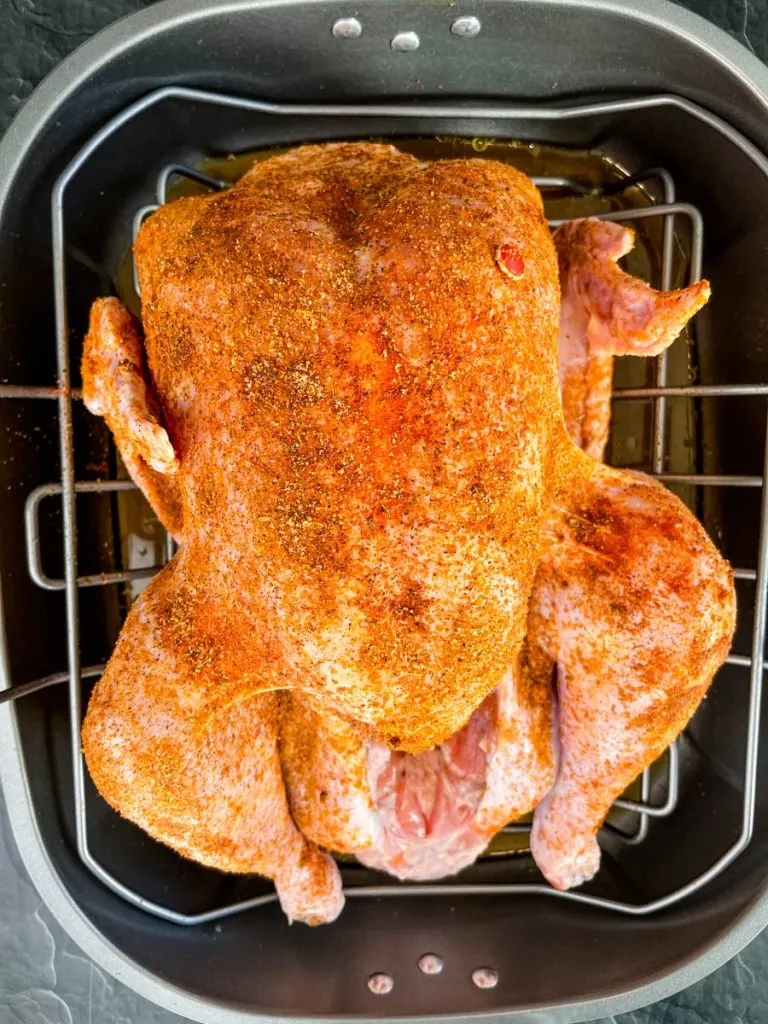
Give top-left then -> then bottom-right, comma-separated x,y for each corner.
556,218 -> 711,460
529,465 -> 734,891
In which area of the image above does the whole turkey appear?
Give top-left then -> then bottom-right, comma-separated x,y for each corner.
81,142 -> 735,924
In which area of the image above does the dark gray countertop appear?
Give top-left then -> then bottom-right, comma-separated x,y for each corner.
2,1 -> 768,1021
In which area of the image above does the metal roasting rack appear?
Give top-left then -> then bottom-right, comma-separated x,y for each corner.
1,87 -> 767,925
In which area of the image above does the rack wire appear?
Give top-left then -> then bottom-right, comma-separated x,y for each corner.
1,87 -> 767,925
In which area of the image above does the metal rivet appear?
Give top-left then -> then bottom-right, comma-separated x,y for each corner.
472,967 -> 499,989
368,972 -> 394,995
332,17 -> 362,38
418,953 -> 444,975
390,31 -> 420,52
451,16 -> 481,37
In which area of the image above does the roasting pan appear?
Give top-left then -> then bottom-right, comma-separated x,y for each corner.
3,0 -> 768,1020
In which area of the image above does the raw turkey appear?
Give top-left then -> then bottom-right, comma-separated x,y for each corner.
81,143 -> 734,923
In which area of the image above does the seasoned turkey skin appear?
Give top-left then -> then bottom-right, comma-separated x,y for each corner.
81,143 -> 734,922
135,143 -> 560,752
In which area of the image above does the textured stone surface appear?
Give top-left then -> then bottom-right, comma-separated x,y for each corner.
675,0 -> 768,60
1,1 -> 768,1021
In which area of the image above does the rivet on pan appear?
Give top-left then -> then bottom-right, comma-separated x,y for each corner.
451,16 -> 481,37
472,967 -> 499,989
367,972 -> 394,995
418,953 -> 444,975
391,31 -> 420,52
332,17 -> 362,38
